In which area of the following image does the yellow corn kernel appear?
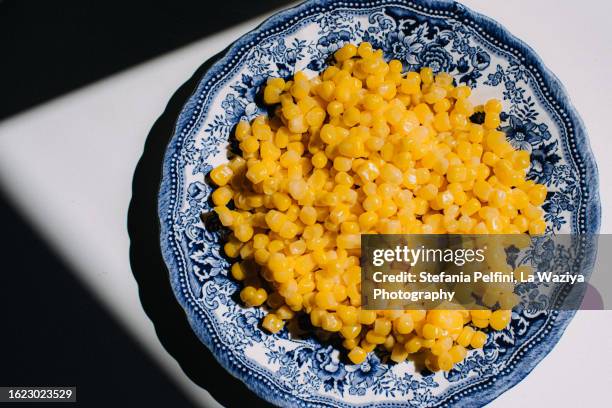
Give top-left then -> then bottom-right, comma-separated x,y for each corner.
210,164 -> 234,186
388,59 -> 403,73
437,352 -> 453,371
272,192 -> 291,211
235,120 -> 251,140
398,73 -> 419,95
264,84 -> 283,104
365,330 -> 386,345
405,336 -> 422,353
470,331 -> 488,348
424,85 -> 447,104
456,326 -> 475,348
433,111 -> 452,132
234,223 -> 254,242
433,98 -> 451,113
511,149 -> 531,170
223,237 -> 242,258
357,309 -> 376,325
420,67 -> 434,84
417,183 -> 438,201
373,318 -> 392,336
484,98 -> 503,114
262,313 -> 284,333
333,156 -> 353,172
327,100 -> 344,117
431,336 -> 453,356
240,286 -> 267,307
523,203 -> 544,220
321,312 -> 343,332
447,165 -> 467,183
230,262 -> 248,281
529,218 -> 546,235
390,343 -> 408,363
333,304 -> 357,325
348,346 -> 368,364
335,43 -> 358,61
490,310 -> 512,330
484,112 -> 501,129
473,180 -> 493,202
342,338 -> 358,350
394,314 -> 414,334
317,80 -> 335,101
315,291 -> 338,310
422,323 -> 441,340
306,107 -> 326,127
528,184 -> 547,206
240,136 -> 260,154
212,185 -> 233,206
340,324 -> 362,340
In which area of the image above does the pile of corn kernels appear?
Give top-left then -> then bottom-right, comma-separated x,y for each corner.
209,42 -> 547,371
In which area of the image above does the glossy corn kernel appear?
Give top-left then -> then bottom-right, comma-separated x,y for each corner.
231,262 -> 248,281
470,331 -> 488,348
489,310 -> 512,330
210,165 -> 233,186
240,286 -> 267,307
262,313 -> 284,333
348,346 -> 368,364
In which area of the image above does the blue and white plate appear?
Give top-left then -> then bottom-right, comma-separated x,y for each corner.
157,0 -> 600,406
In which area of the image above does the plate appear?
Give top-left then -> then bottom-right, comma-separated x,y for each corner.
157,0 -> 600,406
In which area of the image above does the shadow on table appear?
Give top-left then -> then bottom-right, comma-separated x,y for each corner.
127,52 -> 272,408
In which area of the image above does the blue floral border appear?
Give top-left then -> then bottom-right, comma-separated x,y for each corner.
157,0 -> 601,407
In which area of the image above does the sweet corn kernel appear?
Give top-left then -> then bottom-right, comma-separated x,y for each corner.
262,313 -> 284,333
348,346 -> 368,364
470,331 -> 488,348
490,310 -> 512,330
210,165 -> 234,186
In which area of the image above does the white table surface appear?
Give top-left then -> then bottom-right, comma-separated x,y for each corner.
1,1 -> 611,406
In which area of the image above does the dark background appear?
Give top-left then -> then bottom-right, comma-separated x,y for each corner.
0,1 -> 290,407
0,0 -> 291,120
